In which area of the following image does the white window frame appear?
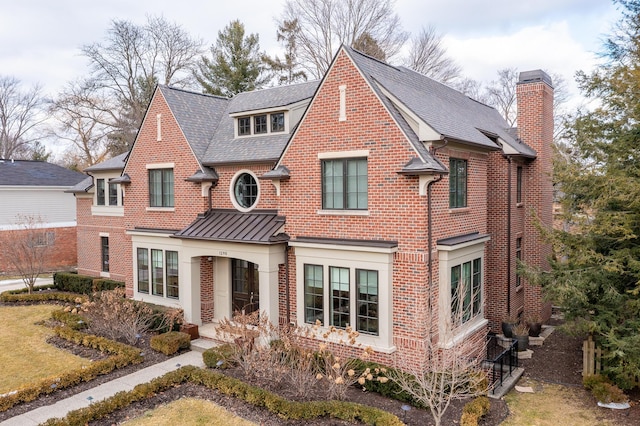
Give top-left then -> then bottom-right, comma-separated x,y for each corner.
229,169 -> 260,212
437,236 -> 489,348
92,173 -> 124,216
292,240 -> 396,353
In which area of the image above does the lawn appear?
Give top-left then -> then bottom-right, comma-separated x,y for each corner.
122,397 -> 256,426
502,379 -> 613,426
0,304 -> 91,394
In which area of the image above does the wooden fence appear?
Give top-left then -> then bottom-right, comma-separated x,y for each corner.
582,335 -> 601,377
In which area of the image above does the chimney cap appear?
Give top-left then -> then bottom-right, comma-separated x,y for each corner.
518,70 -> 553,88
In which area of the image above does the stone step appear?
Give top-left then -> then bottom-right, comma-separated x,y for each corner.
190,338 -> 218,353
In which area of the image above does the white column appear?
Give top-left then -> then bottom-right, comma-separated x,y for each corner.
258,266 -> 280,324
181,256 -> 202,325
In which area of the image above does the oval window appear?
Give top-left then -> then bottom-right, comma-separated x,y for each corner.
233,172 -> 259,210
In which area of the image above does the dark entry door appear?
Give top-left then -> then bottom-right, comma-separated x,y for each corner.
232,259 -> 259,314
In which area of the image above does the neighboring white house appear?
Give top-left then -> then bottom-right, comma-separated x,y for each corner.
0,158 -> 88,273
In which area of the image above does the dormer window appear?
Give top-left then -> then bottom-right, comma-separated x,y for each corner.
271,112 -> 285,132
235,111 -> 287,137
254,115 -> 268,134
238,117 -> 251,136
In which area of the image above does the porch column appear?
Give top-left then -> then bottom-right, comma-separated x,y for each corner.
258,265 -> 280,324
181,256 -> 202,325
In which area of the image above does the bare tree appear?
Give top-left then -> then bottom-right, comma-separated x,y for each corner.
403,26 -> 462,84
455,77 -> 489,103
78,15 -> 203,154
263,19 -> 308,85
0,215 -> 52,294
48,79 -> 114,168
278,0 -> 409,79
387,279 -> 490,426
0,76 -> 46,159
484,67 -> 519,127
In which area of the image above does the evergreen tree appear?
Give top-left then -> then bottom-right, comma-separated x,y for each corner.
537,0 -> 640,388
196,20 -> 268,97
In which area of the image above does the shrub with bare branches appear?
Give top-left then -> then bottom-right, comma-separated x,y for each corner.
82,288 -> 183,345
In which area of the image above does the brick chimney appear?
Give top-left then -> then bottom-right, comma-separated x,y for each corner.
516,70 -> 554,319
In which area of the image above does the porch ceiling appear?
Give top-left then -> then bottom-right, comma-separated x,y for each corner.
173,209 -> 288,244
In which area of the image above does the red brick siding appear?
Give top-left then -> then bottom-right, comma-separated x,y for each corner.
0,226 -> 78,274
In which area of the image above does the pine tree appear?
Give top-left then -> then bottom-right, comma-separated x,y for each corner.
195,20 -> 268,97
539,0 -> 640,389
263,19 -> 307,86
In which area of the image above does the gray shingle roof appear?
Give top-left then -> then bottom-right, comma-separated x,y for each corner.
344,47 -> 535,158
66,176 -> 94,193
0,159 -> 87,186
84,152 -> 128,172
159,86 -> 229,159
228,81 -> 319,114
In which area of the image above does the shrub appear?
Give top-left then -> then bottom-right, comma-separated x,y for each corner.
460,396 -> 490,426
91,278 -> 124,292
53,272 -> 94,294
150,331 -> 191,355
82,288 -> 183,345
583,374 -> 627,403
203,343 -> 238,369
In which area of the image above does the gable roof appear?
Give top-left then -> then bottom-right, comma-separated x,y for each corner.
344,46 -> 535,158
0,159 -> 87,187
228,81 -> 319,114
159,86 -> 229,159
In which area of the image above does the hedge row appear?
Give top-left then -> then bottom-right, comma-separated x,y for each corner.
0,326 -> 142,413
53,272 -> 124,294
42,366 -> 404,426
150,331 -> 191,355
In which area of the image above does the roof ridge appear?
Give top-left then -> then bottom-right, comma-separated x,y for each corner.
159,85 -> 229,101
232,79 -> 320,96
345,45 -> 402,72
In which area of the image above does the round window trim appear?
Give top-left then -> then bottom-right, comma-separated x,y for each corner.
230,170 -> 260,212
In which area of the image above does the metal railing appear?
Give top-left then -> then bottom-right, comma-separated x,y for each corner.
485,334 -> 518,393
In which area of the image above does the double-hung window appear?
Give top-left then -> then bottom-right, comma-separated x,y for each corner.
96,179 -> 105,205
450,258 -> 482,325
254,114 -> 267,134
449,158 -> 467,208
149,169 -> 174,207
238,117 -> 251,135
322,158 -> 367,210
303,264 -> 379,336
138,247 -> 179,299
100,236 -> 109,272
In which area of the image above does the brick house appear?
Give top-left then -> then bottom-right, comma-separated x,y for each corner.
72,46 -> 553,366
0,159 -> 87,274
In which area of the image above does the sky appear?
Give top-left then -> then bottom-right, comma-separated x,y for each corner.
0,0 -> 623,152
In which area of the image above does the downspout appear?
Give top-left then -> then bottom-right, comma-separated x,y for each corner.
207,182 -> 216,212
285,245 -> 291,325
505,155 -> 513,316
426,140 -> 448,317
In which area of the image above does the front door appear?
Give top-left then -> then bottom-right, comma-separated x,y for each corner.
231,259 -> 259,315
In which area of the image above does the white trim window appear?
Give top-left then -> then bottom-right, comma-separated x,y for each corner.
437,235 -> 489,344
293,240 -> 395,353
136,247 -> 179,299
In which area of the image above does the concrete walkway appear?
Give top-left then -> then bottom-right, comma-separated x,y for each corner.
1,351 -> 206,425
0,277 -> 53,293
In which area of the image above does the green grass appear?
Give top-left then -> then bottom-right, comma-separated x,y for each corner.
502,379 -> 613,426
121,397 -> 257,426
0,304 -> 91,394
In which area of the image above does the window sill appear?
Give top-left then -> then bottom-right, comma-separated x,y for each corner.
317,209 -> 369,216
100,271 -> 110,278
515,284 -> 524,293
448,207 -> 470,214
92,206 -> 124,217
516,203 -> 524,208
439,317 -> 488,349
146,207 -> 175,212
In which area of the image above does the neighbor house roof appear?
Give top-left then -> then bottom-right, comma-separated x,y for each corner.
0,159 -> 87,186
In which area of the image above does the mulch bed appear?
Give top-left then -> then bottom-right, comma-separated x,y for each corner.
3,299 -> 639,425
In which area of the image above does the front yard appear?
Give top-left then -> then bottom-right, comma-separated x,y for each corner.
0,304 -> 90,394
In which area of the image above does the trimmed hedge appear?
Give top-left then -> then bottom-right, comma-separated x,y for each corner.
202,343 -> 238,369
53,272 -> 124,294
41,366 -> 405,426
0,326 -> 142,413
150,331 -> 191,355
